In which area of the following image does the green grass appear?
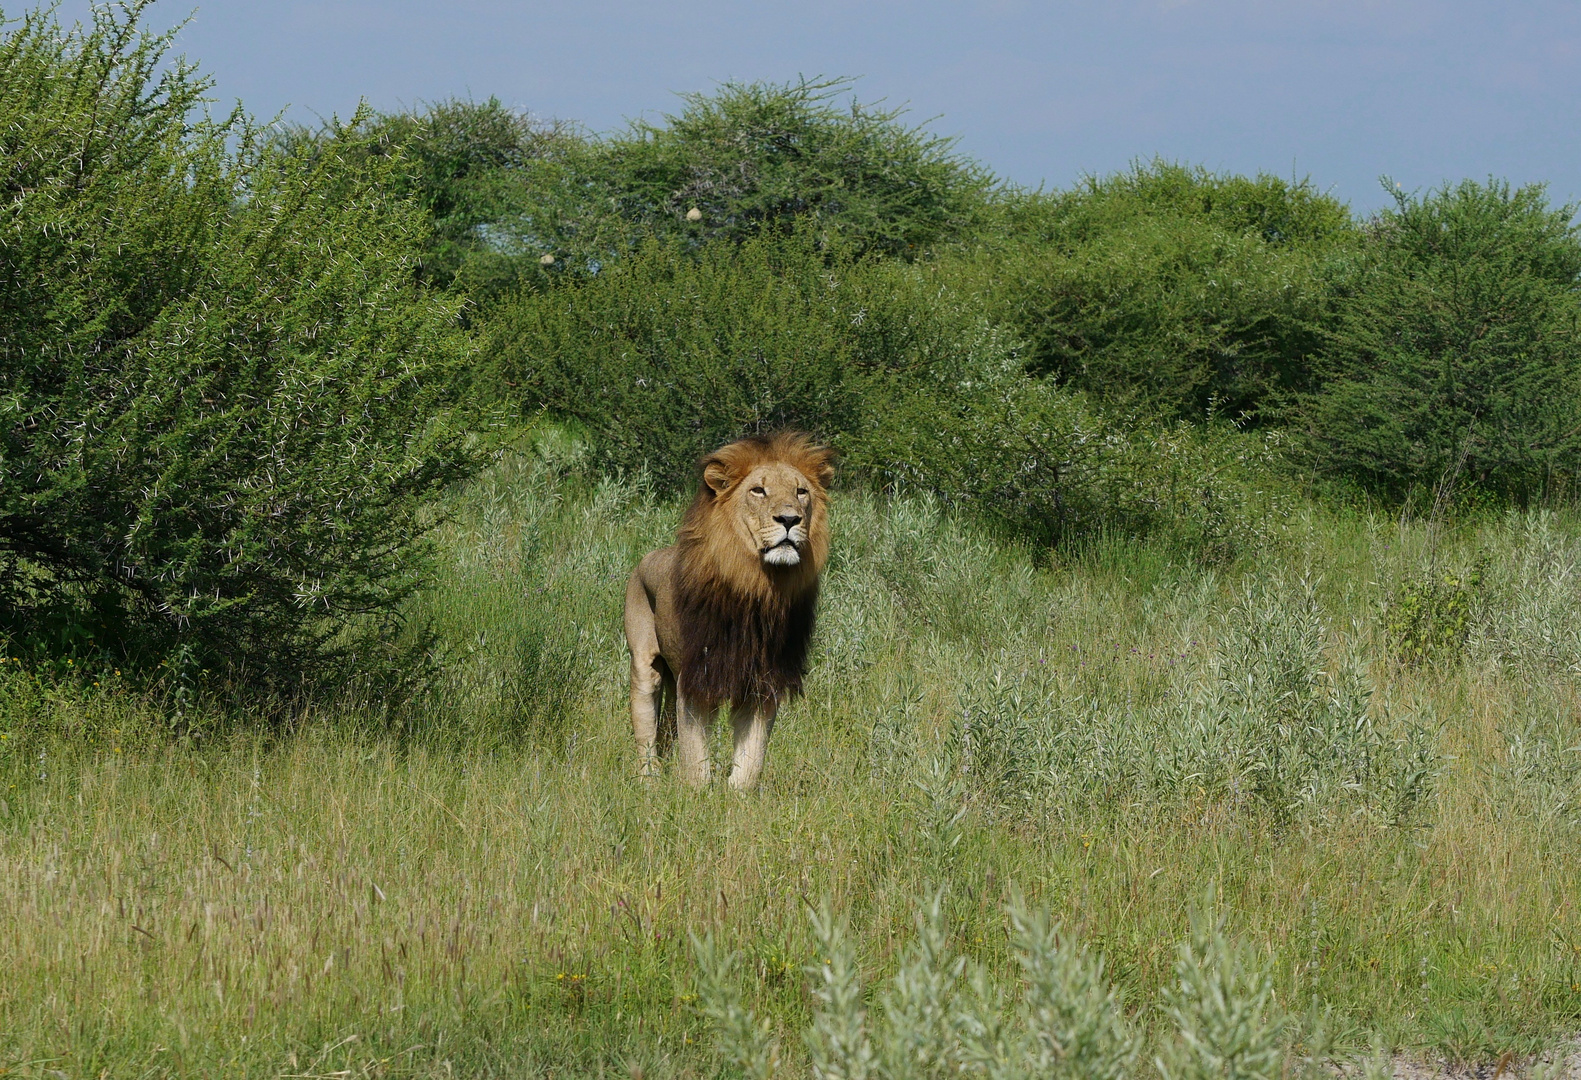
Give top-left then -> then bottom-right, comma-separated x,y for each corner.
3,442 -> 1581,1077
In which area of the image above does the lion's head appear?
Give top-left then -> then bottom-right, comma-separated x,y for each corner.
677,431 -> 834,602
672,432 -> 835,706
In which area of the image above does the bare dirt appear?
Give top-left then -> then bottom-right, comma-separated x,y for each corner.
1389,1038 -> 1581,1079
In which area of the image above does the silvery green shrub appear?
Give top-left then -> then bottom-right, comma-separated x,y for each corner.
693,893 -> 1377,1080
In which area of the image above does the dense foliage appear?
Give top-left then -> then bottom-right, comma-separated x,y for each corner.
0,3 -> 478,678
287,77 -> 991,303
484,231 -> 984,488
485,232 -> 878,486
480,147 -> 1580,515
275,97 -> 576,293
858,369 -> 1290,557
976,163 -> 1353,422
1299,180 -> 1581,503
570,76 -> 992,257
264,79 -> 1581,521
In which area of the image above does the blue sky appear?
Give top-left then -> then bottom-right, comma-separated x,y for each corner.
51,0 -> 1581,214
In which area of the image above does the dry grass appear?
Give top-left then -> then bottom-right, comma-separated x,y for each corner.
2,446 -> 1580,1077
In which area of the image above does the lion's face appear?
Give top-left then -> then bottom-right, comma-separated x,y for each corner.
681,432 -> 834,600
707,460 -> 817,569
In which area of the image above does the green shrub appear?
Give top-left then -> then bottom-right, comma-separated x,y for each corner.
484,231 -> 974,491
1005,160 -> 1354,248
950,578 -> 1437,825
1157,901 -> 1285,1080
976,163 -> 1352,421
309,80 -> 991,302
695,893 -> 1141,1080
1299,180 -> 1581,504
274,97 -> 578,294
0,3 -> 478,682
1383,557 -> 1489,667
495,76 -> 992,266
855,342 -> 1293,559
695,893 -> 1363,1080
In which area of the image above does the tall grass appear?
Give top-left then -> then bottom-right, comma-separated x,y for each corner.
2,445 -> 1581,1076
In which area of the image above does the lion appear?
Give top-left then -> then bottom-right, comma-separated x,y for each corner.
623,432 -> 834,791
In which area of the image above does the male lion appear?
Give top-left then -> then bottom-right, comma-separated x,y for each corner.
624,432 -> 834,790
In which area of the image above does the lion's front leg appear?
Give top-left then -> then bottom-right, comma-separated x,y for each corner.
630,659 -> 664,778
676,694 -> 716,787
625,568 -> 666,778
727,698 -> 779,792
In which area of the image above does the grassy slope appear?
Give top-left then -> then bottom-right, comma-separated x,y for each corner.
2,445 -> 1580,1077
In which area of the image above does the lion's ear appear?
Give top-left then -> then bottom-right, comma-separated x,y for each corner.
702,457 -> 735,495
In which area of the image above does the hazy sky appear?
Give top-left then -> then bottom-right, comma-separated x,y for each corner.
50,0 -> 1581,214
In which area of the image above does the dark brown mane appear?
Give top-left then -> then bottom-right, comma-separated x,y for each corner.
671,432 -> 833,709
674,574 -> 819,708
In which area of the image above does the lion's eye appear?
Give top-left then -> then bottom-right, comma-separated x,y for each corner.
750,486 -> 766,496
797,489 -> 808,497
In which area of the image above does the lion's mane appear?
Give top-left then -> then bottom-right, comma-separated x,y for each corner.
672,432 -> 833,708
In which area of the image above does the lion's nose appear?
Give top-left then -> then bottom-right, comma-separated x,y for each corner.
773,511 -> 802,528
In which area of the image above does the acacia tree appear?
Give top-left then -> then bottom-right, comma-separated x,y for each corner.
605,77 -> 991,254
275,97 -> 578,292
0,2 -> 478,680
487,76 -> 993,270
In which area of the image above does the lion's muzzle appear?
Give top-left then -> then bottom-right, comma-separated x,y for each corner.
760,521 -> 807,566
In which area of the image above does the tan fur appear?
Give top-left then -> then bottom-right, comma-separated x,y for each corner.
624,432 -> 834,790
